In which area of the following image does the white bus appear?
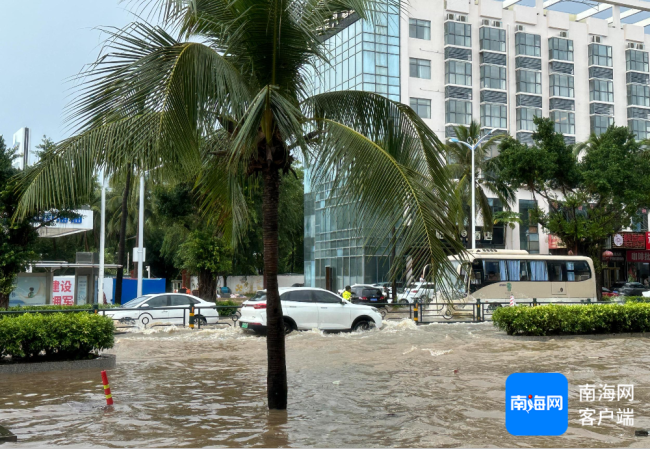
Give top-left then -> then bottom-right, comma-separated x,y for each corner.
440,249 -> 597,310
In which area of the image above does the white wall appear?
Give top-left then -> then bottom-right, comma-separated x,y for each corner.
218,275 -> 305,294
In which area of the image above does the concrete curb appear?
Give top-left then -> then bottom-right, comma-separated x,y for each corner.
0,424 -> 17,443
0,353 -> 116,375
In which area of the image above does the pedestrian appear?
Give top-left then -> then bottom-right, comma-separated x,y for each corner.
342,285 -> 352,301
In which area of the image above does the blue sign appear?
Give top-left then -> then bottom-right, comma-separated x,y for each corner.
506,373 -> 568,436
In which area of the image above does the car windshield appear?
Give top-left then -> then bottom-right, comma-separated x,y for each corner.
122,295 -> 153,308
249,291 -> 267,302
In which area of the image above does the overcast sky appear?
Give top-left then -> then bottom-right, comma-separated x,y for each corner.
1,0 -> 648,151
0,1 -> 134,147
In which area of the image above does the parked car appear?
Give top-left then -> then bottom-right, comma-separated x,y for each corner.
104,293 -> 219,328
350,286 -> 385,304
372,282 -> 404,298
618,282 -> 650,297
239,287 -> 383,334
601,287 -> 619,299
397,282 -> 436,304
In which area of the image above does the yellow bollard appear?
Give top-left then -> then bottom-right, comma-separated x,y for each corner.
413,302 -> 419,323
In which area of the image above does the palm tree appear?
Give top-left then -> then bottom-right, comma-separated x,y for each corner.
445,122 -> 516,244
14,0 -> 462,409
493,210 -> 522,248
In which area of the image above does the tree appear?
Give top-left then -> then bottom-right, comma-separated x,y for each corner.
178,230 -> 232,300
498,118 -> 650,299
15,0 -> 461,409
445,122 -> 516,241
493,210 -> 522,247
0,137 -> 38,309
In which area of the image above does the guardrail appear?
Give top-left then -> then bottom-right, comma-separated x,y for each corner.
0,305 -> 243,330
0,298 -> 614,329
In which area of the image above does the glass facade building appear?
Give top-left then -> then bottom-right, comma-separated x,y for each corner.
305,1 -> 400,289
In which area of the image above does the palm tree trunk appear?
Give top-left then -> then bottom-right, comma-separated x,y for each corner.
263,166 -> 287,410
115,165 -> 132,305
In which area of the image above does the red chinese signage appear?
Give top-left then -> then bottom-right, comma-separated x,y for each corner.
613,233 -> 646,249
646,232 -> 650,250
626,251 -> 650,262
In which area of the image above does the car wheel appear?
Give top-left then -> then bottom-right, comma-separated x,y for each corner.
352,319 -> 376,332
138,313 -> 153,328
196,316 -> 208,327
379,307 -> 388,319
283,318 -> 295,335
399,299 -> 409,305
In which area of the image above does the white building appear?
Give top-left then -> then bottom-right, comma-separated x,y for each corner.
305,0 -> 650,288
12,127 -> 30,170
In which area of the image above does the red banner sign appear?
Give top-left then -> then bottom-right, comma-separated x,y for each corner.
627,250 -> 650,263
646,232 -> 650,250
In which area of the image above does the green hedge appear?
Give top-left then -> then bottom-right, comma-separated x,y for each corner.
623,296 -> 650,304
492,303 -> 650,336
0,312 -> 115,360
215,300 -> 239,317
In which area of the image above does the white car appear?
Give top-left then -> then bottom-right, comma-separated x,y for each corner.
397,282 -> 436,304
105,293 -> 219,328
239,287 -> 383,334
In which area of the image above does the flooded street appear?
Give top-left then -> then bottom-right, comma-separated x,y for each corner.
1,320 -> 650,447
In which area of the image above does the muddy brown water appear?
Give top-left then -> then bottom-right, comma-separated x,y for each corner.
1,320 -> 650,448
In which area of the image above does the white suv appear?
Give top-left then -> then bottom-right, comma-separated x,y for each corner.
239,287 -> 383,334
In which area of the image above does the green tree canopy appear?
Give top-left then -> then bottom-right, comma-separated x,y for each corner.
498,117 -> 650,297
0,137 -> 38,308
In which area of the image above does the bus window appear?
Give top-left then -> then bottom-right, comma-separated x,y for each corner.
482,260 -> 506,283
506,260 -> 528,281
567,261 -> 591,281
528,261 -> 548,281
548,261 -> 565,281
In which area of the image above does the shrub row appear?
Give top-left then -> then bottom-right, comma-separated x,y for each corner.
492,303 -> 650,336
0,312 -> 115,360
215,300 -> 239,317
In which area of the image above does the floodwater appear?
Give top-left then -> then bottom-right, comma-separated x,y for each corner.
2,320 -> 650,448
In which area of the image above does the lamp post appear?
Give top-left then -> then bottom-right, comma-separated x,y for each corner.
449,128 -> 496,250
137,174 -> 145,298
98,171 -> 106,304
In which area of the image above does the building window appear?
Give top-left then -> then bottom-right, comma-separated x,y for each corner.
590,79 -> 614,102
516,107 -> 541,131
629,119 -> 650,140
548,37 -> 574,61
445,60 -> 472,86
519,199 -> 539,254
479,27 -> 506,52
549,74 -> 574,98
444,21 -> 471,47
410,97 -> 431,118
590,115 -> 613,136
626,49 -> 649,73
628,84 -> 650,107
480,65 -> 506,90
516,69 -> 542,94
550,110 -> 575,134
409,19 -> 431,40
409,58 -> 431,79
515,33 -> 541,57
588,44 -> 613,67
446,99 -> 472,124
480,103 -> 507,129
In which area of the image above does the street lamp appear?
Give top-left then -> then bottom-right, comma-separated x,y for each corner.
449,128 -> 496,250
